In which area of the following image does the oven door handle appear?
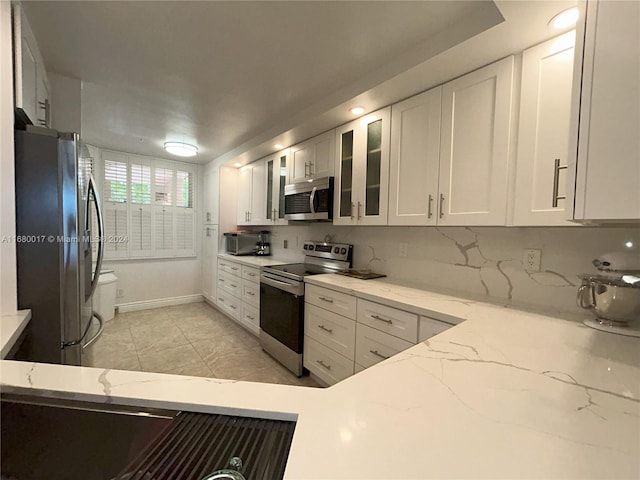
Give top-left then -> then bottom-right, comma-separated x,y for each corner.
260,275 -> 304,296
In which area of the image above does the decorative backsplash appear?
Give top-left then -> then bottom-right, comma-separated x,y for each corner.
264,225 -> 639,316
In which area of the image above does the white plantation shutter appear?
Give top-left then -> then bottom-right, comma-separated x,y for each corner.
98,149 -> 197,259
130,159 -> 152,256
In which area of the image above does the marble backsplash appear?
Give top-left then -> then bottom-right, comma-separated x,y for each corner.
261,225 -> 639,316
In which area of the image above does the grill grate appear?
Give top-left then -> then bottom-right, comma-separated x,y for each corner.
112,412 -> 296,480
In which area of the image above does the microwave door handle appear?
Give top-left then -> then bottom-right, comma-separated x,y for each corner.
309,186 -> 317,214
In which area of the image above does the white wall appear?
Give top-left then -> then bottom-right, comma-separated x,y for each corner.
0,1 -> 17,314
104,257 -> 201,307
48,72 -> 82,134
265,224 -> 640,317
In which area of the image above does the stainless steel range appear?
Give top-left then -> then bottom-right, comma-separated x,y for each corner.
260,241 -> 353,376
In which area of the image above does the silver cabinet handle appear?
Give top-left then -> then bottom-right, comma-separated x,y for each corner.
219,278 -> 225,283
316,359 -> 331,370
357,201 -> 362,220
230,305 -> 237,310
427,194 -> 433,219
218,297 -> 225,302
246,315 -> 254,320
370,349 -> 389,360
37,98 -> 50,126
318,324 -> 333,333
248,272 -> 256,277
552,158 -> 568,208
231,267 -> 239,271
439,194 -> 445,219
319,296 -> 334,303
206,212 -> 211,222
230,283 -> 237,288
350,202 -> 355,220
246,291 -> 255,296
206,227 -> 211,237
371,314 -> 392,324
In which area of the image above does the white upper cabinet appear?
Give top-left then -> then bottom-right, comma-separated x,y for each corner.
514,32 -> 576,226
265,149 -> 289,225
12,4 -> 50,127
569,0 -> 640,222
236,159 -> 267,226
388,87 -> 442,226
334,107 -> 391,226
289,130 -> 335,184
203,166 -> 219,225
438,56 -> 514,226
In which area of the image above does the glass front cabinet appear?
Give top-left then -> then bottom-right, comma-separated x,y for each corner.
334,107 -> 391,225
265,148 -> 289,225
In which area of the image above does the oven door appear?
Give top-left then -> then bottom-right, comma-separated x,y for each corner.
259,274 -> 304,354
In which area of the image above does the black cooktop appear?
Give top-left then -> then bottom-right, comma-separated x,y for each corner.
265,263 -> 334,278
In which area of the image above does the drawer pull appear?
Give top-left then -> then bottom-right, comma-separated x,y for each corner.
219,279 -> 225,283
316,359 -> 331,370
370,349 -> 390,360
318,324 -> 333,334
371,314 -> 392,324
230,283 -> 238,288
246,315 -> 254,320
231,267 -> 239,271
230,305 -> 237,310
218,298 -> 225,303
246,292 -> 255,296
248,272 -> 256,277
319,296 -> 334,304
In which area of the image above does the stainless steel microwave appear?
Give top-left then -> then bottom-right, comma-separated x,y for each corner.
284,177 -> 334,221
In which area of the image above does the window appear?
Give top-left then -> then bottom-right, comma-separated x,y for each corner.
97,148 -> 197,260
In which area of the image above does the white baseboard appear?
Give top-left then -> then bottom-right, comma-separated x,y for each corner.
116,294 -> 203,313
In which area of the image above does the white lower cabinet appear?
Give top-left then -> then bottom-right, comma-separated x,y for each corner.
357,298 -> 419,343
216,258 -> 260,336
305,284 -> 357,318
355,323 -> 413,369
304,336 -> 355,386
419,316 -> 453,342
305,303 -> 356,360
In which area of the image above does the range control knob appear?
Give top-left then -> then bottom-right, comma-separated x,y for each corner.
340,248 -> 347,254
334,247 -> 339,254
308,245 -> 314,251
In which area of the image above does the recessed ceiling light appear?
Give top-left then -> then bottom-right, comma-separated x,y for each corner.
274,144 -> 284,149
164,142 -> 198,157
625,241 -> 634,248
233,162 -> 242,168
350,106 -> 365,115
549,7 -> 579,29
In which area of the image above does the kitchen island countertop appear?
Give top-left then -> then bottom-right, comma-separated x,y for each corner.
1,276 -> 639,479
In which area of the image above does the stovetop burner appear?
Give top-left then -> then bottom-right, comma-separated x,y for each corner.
265,263 -> 336,278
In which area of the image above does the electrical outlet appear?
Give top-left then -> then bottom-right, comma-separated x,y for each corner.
283,239 -> 288,249
523,249 -> 541,271
399,243 -> 408,258
116,288 -> 125,298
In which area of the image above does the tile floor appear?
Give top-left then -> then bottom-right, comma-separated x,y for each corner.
87,302 -> 320,387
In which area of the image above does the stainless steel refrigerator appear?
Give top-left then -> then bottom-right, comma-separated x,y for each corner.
15,125 -> 105,365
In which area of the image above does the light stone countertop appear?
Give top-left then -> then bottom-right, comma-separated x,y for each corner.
1,310 -> 31,359
1,277 -> 639,479
217,253 -> 294,268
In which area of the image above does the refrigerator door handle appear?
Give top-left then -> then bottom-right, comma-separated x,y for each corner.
87,174 -> 104,298
82,312 -> 104,350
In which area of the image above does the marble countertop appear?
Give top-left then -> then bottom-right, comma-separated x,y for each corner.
217,253 -> 293,268
2,279 -> 639,478
1,310 -> 31,359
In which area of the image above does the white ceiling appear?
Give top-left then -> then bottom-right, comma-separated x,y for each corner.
22,1 -> 576,167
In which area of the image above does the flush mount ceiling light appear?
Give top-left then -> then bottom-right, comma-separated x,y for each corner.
549,7 -> 579,29
274,144 -> 284,149
233,162 -> 242,168
350,106 -> 365,115
164,142 -> 198,157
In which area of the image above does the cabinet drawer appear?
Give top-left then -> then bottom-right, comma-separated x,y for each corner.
218,271 -> 241,298
357,298 -> 418,343
303,336 -> 354,386
217,259 -> 241,277
242,280 -> 260,308
355,323 -> 413,369
241,304 -> 260,336
418,316 -> 452,342
305,284 -> 356,319
241,265 -> 260,283
216,291 -> 241,320
304,303 -> 356,360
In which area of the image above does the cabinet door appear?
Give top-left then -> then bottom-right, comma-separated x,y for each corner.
36,70 -> 50,127
236,166 -> 252,225
389,87 -> 442,226
334,108 -> 391,226
309,129 -> 335,178
201,225 -> 218,301
514,32 -> 576,226
265,150 -> 289,225
19,35 -> 38,123
438,56 -> 514,226
289,141 -> 311,184
571,0 -> 640,221
249,159 -> 267,225
203,167 -> 219,224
